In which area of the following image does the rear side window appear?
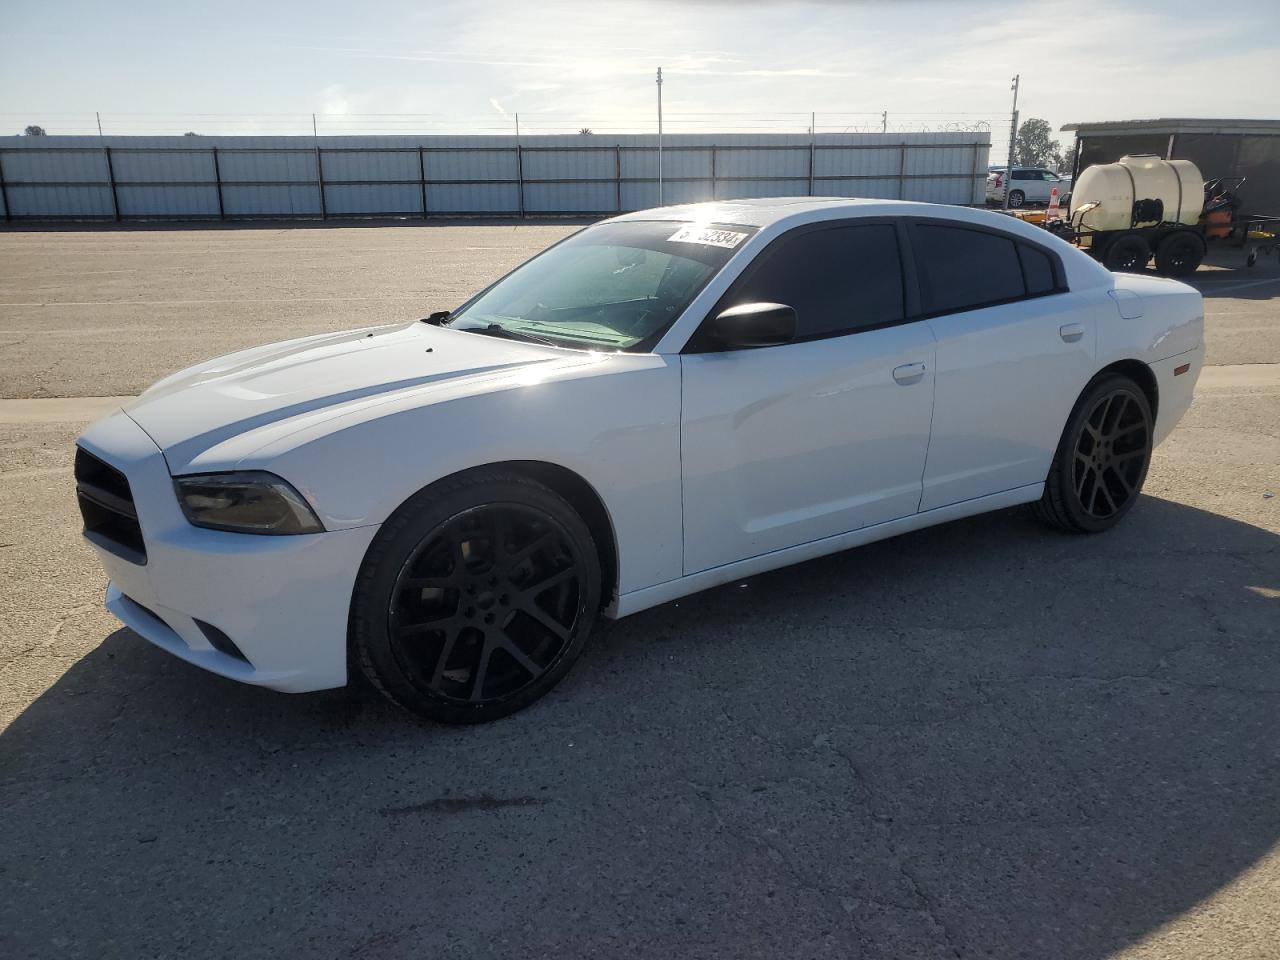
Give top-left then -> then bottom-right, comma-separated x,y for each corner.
729,223 -> 904,340
1019,244 -> 1057,295
913,224 -> 1025,314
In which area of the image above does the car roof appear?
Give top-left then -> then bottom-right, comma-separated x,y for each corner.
610,196 -> 918,228
607,196 -> 1088,231
607,196 -> 1115,294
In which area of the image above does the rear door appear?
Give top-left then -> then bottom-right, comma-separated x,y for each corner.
908,219 -> 1094,510
680,221 -> 937,574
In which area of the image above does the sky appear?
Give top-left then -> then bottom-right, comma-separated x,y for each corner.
3,0 -> 1279,153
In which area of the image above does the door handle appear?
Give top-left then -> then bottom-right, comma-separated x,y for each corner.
1059,322 -> 1085,343
892,362 -> 926,385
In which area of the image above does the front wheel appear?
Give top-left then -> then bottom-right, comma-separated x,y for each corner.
351,471 -> 601,723
1034,373 -> 1154,533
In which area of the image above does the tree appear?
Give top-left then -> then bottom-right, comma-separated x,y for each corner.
578,127 -> 593,136
23,124 -> 46,136
183,131 -> 199,137
1014,117 -> 1062,170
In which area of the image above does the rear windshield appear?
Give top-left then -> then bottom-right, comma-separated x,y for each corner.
447,220 -> 755,351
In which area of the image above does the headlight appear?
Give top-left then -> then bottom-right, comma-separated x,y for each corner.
173,471 -> 324,535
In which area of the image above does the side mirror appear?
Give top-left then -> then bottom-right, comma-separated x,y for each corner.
709,302 -> 796,348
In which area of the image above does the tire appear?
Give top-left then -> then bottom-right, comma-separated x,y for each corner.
1154,231 -> 1205,277
1102,233 -> 1151,273
1034,372 -> 1154,534
351,470 -> 601,723
1008,189 -> 1025,208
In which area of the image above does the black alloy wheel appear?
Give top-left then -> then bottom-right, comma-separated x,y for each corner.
1035,373 -> 1153,533
352,471 -> 600,722
390,504 -> 582,703
1070,389 -> 1150,519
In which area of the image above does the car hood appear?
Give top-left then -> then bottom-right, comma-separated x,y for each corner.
125,322 -> 585,472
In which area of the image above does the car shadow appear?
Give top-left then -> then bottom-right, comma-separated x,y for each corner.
1080,243 -> 1280,299
1186,246 -> 1280,299
2,496 -> 1278,958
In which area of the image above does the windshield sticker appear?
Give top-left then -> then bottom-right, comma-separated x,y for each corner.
667,225 -> 749,249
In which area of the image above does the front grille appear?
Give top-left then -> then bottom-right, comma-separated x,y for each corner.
75,446 -> 147,564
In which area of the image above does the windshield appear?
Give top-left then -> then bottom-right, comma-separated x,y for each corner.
446,220 -> 755,351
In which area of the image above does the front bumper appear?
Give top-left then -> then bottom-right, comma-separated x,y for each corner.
78,410 -> 379,692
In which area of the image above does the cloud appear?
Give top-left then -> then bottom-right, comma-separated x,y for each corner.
18,0 -> 1275,138
703,68 -> 855,78
319,84 -> 350,115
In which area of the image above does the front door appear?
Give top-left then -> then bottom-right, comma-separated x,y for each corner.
679,221 -> 937,575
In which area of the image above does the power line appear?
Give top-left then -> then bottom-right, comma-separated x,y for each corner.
3,110 -> 1009,139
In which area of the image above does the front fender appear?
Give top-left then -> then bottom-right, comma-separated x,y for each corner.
238,354 -> 684,597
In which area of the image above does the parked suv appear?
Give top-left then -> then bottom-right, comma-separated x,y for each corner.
986,167 -> 1069,208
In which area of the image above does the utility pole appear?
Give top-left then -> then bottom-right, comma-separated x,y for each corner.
881,110 -> 887,133
312,113 -> 318,137
1002,74 -> 1020,210
96,111 -> 103,137
514,113 -> 521,139
656,67 -> 664,205
809,113 -> 816,196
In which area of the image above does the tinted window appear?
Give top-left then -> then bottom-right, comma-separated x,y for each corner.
728,224 -> 904,340
1019,244 -> 1058,295
1012,170 -> 1034,180
913,224 -> 1025,314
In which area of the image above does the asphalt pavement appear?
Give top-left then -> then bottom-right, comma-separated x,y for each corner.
1,222 -> 1278,959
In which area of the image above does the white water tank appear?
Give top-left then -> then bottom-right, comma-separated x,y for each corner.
1070,155 -> 1203,232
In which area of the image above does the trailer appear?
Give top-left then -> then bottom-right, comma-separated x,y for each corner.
1006,154 -> 1280,276
1242,220 -> 1280,269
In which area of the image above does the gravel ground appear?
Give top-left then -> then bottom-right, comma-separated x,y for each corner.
1,222 -> 1278,960
0,221 -> 583,399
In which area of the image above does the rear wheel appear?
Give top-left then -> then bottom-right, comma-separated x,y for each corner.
1155,231 -> 1205,277
351,471 -> 601,723
1102,233 -> 1151,273
1008,189 -> 1025,208
1035,373 -> 1154,533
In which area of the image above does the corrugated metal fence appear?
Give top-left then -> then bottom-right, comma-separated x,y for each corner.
0,132 -> 989,221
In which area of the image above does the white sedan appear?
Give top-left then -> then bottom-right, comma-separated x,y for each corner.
76,198 -> 1204,722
